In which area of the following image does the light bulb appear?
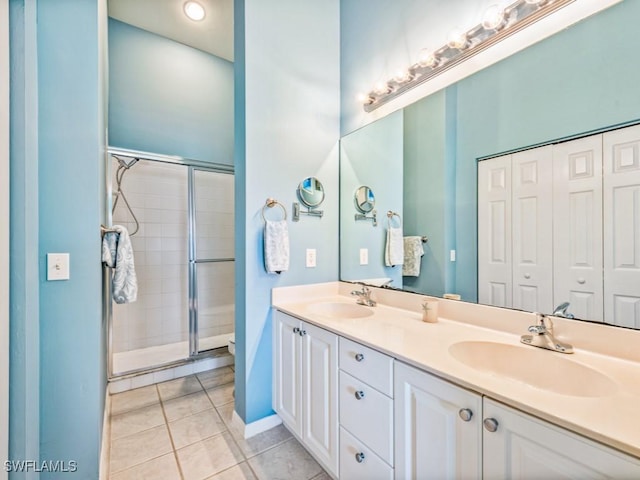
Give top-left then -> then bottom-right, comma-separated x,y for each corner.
184,1 -> 206,21
525,0 -> 547,4
393,69 -> 412,83
447,29 -> 468,50
356,92 -> 372,104
482,5 -> 506,30
374,82 -> 390,95
417,49 -> 438,68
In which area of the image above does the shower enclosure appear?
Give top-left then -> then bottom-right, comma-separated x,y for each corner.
105,148 -> 234,378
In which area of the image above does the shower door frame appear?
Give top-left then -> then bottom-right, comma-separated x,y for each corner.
105,146 -> 234,380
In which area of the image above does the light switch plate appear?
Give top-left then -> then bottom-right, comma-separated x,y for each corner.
450,250 -> 456,262
306,249 -> 317,268
47,253 -> 70,281
359,248 -> 369,265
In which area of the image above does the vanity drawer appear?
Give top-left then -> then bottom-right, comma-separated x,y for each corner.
339,370 -> 393,465
340,427 -> 393,480
339,337 -> 393,396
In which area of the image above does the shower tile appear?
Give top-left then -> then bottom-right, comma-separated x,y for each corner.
110,424 -> 172,474
197,367 -> 234,390
169,408 -> 227,449
111,403 -> 165,440
146,251 -> 162,265
109,452 -> 180,480
158,375 -> 203,401
153,369 -> 175,385
247,438 -> 322,480
176,431 -> 244,480
172,363 -> 195,378
205,462 -> 256,480
109,378 -> 132,395
130,373 -> 156,390
206,383 -> 235,407
111,385 -> 159,415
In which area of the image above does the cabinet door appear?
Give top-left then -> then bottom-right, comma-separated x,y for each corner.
512,146 -> 553,313
394,362 -> 482,480
603,124 -> 640,328
301,322 -> 339,477
483,399 -> 640,479
272,310 -> 302,437
553,135 -> 603,321
478,155 -> 513,308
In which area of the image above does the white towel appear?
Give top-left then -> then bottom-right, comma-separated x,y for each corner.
385,227 -> 404,267
402,236 -> 424,277
264,220 -> 290,274
102,225 -> 138,304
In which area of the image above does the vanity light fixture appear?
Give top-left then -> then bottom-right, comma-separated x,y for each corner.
183,1 -> 206,21
361,0 -> 573,112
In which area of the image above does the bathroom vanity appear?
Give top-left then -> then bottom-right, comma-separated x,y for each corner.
272,282 -> 640,479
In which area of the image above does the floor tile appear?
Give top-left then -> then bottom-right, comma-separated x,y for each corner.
197,367 -> 235,390
110,424 -> 173,474
215,402 -> 235,429
109,452 -> 181,480
206,383 -> 235,407
111,403 -> 165,440
310,472 -> 332,480
177,431 -> 245,480
111,385 -> 160,416
163,390 -> 213,422
158,375 -> 203,401
206,462 -> 257,480
169,408 -> 228,449
231,424 -> 292,458
248,438 -> 323,480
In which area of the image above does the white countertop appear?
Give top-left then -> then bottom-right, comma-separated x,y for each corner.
272,282 -> 640,459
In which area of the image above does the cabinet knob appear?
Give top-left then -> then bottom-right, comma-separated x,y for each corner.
355,353 -> 365,362
483,418 -> 499,432
458,408 -> 473,422
524,273 -> 531,279
293,327 -> 300,334
354,390 -> 365,400
355,452 -> 365,463
300,329 -> 306,336
577,277 -> 586,284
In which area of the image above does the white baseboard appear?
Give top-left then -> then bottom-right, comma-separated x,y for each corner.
231,410 -> 282,439
99,387 -> 112,480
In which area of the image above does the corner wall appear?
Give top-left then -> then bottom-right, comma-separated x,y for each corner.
235,0 -> 340,424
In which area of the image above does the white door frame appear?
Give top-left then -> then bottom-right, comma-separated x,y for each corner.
1,0 -> 10,476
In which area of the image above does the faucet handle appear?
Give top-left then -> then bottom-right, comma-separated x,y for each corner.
528,313 -> 550,334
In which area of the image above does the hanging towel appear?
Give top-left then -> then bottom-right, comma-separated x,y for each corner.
102,225 -> 138,304
264,220 -> 290,274
402,236 -> 425,277
385,227 -> 404,267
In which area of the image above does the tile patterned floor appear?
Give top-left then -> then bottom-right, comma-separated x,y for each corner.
108,366 -> 329,480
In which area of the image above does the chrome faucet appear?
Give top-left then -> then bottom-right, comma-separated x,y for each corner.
520,313 -> 574,354
552,302 -> 574,319
350,283 -> 377,307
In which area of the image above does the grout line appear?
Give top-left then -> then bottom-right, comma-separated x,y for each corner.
157,383 -> 186,480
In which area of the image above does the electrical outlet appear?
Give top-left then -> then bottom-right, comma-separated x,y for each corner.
306,248 -> 317,268
450,249 -> 456,262
359,248 -> 369,265
47,253 -> 70,281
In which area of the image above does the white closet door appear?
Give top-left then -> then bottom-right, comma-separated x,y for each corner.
512,146 -> 553,314
552,135 -> 603,321
478,155 -> 512,307
603,124 -> 640,329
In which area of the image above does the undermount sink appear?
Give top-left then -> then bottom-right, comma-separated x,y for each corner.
307,302 -> 374,319
449,341 -> 617,398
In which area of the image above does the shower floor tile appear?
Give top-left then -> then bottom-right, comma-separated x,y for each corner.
107,366 -> 328,480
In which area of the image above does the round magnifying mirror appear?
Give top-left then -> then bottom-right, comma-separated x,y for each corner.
354,186 -> 375,213
297,177 -> 325,208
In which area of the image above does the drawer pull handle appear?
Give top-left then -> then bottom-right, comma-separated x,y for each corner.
458,408 -> 473,422
354,390 -> 365,400
483,417 -> 499,433
355,452 -> 365,463
300,329 -> 306,336
355,353 -> 365,362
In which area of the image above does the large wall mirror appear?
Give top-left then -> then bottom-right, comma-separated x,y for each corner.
339,1 -> 640,330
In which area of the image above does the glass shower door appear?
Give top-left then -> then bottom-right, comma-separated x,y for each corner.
190,168 -> 235,355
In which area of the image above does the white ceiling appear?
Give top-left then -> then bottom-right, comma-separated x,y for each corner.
108,0 -> 234,62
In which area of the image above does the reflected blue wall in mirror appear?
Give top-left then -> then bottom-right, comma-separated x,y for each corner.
340,110 -> 403,286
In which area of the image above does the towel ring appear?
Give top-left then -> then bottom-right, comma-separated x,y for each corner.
261,198 -> 287,222
387,210 -> 402,228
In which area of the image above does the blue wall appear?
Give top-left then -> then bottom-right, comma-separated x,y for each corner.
108,18 -> 234,164
235,0 -> 340,424
9,0 -> 107,478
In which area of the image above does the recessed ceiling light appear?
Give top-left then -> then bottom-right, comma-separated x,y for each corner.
184,1 -> 206,21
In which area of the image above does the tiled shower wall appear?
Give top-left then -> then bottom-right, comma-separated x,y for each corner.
111,159 -> 234,354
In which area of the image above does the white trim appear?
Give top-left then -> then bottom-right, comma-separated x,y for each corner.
231,410 -> 282,439
98,389 -> 112,480
0,0 -> 10,476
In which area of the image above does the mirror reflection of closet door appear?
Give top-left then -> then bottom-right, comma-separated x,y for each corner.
190,168 -> 235,355
553,135 -> 603,321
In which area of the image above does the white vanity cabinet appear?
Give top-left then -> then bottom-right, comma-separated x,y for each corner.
272,310 -> 339,476
394,362 -> 482,480
483,398 -> 640,479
